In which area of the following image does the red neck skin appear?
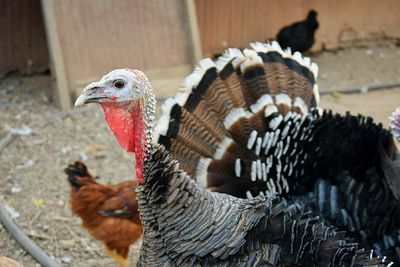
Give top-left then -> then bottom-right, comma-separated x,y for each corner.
100,101 -> 147,184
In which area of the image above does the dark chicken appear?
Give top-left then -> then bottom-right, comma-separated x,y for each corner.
277,10 -> 319,52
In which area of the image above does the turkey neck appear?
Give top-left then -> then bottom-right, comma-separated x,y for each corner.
101,78 -> 156,184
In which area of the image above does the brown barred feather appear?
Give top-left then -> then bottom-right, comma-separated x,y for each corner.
185,100 -> 227,141
270,62 -> 290,95
249,109 -> 269,132
166,140 -> 204,176
226,118 -> 258,149
200,75 -> 236,119
239,65 -> 267,107
220,67 -> 247,108
173,108 -> 220,157
219,141 -> 255,162
263,62 -> 282,96
156,41 -> 318,197
291,71 -> 315,106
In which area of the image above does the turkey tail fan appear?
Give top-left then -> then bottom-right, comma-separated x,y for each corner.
155,41 -> 319,198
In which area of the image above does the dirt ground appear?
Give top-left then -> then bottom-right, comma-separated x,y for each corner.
0,45 -> 399,267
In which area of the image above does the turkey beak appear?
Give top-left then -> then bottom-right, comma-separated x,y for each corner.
75,86 -> 108,107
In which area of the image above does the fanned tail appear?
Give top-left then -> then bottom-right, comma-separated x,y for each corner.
156,41 -> 319,198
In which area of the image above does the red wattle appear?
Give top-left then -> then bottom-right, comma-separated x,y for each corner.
101,102 -> 137,152
101,102 -> 146,184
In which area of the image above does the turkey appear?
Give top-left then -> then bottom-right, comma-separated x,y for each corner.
74,46 -> 392,266
153,42 -> 400,264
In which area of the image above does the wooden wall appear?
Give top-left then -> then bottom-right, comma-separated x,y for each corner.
195,0 -> 400,57
36,0 -> 400,108
42,0 -> 198,108
0,0 -> 49,77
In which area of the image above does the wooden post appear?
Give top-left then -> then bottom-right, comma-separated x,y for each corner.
41,0 -> 71,110
185,0 -> 202,63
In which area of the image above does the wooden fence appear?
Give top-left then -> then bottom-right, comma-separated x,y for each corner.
2,0 -> 400,109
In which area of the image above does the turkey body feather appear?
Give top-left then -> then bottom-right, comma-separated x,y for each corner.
137,145 -> 390,267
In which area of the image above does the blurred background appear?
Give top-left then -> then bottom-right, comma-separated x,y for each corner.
2,0 -> 400,108
1,0 -> 400,266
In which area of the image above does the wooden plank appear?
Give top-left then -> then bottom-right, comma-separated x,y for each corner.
51,0 -> 193,91
41,0 -> 71,110
0,0 -> 49,77
185,0 -> 203,63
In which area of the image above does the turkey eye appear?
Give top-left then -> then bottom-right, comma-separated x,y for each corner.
113,80 -> 125,89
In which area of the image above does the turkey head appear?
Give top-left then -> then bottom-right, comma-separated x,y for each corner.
75,68 -> 156,184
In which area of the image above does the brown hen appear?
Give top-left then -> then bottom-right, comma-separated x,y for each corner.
65,161 -> 142,267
